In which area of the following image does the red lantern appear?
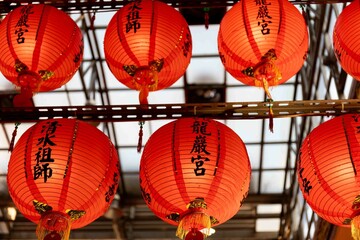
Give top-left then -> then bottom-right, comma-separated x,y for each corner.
139,118 -> 251,239
7,119 -> 119,240
333,0 -> 360,81
297,114 -> 360,239
104,0 -> 192,105
0,4 -> 83,106
218,0 -> 308,99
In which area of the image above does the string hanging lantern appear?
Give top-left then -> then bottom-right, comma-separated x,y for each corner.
333,0 -> 360,81
7,119 -> 120,240
104,0 -> 192,105
139,118 -> 251,240
297,114 -> 360,240
217,0 -> 308,130
0,4 -> 83,106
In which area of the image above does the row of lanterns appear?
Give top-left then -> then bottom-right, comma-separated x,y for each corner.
7,117 -> 251,240
8,113 -> 360,240
0,0 -> 359,109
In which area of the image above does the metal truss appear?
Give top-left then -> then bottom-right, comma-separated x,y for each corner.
0,99 -> 359,123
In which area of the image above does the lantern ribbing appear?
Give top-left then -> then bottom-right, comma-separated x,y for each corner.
139,118 -> 251,239
218,0 -> 308,91
333,0 -> 360,81
0,4 -> 83,106
7,119 -> 120,239
104,0 -> 192,105
298,114 -> 360,240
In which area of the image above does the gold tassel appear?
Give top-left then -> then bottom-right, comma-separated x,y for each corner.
352,215 -> 360,240
176,212 -> 211,240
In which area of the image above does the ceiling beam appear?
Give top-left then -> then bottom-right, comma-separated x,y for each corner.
0,99 -> 359,123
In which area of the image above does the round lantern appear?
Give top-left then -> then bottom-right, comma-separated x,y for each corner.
104,0 -> 192,105
7,119 -> 119,240
0,4 -> 83,106
139,118 -> 251,239
333,0 -> 360,81
218,0 -> 308,99
297,114 -> 360,239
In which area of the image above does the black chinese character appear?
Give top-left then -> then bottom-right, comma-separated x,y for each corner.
191,135 -> 210,155
34,163 -> 53,183
299,167 -> 312,195
258,19 -> 272,35
126,20 -> 141,33
41,121 -> 61,135
15,28 -> 28,44
257,5 -> 272,19
191,155 -> 210,176
182,32 -> 191,57
36,147 -> 55,163
191,121 -> 211,136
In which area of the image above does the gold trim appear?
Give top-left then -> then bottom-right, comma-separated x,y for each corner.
66,209 -> 86,220
343,218 -> 352,225
166,213 -> 180,222
33,200 -> 52,214
123,65 -> 138,76
15,59 -> 29,73
210,216 -> 219,225
38,70 -> 54,81
187,197 -> 207,210
353,195 -> 360,209
149,58 -> 164,72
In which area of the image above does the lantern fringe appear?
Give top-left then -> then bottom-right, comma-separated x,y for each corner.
352,215 -> 360,240
8,122 -> 20,152
137,121 -> 145,153
176,212 -> 211,240
36,211 -> 71,240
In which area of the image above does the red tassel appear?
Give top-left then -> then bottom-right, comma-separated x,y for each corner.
137,121 -> 145,153
9,122 -> 20,152
204,7 -> 210,29
90,11 -> 96,30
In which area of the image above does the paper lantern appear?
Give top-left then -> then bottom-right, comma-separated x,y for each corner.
297,114 -> 360,239
333,0 -> 360,81
0,4 -> 83,106
218,0 -> 308,99
139,118 -> 251,239
104,0 -> 192,105
7,119 -> 119,240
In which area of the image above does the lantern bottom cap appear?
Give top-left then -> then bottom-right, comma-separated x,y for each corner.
36,211 -> 71,240
176,212 -> 211,239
